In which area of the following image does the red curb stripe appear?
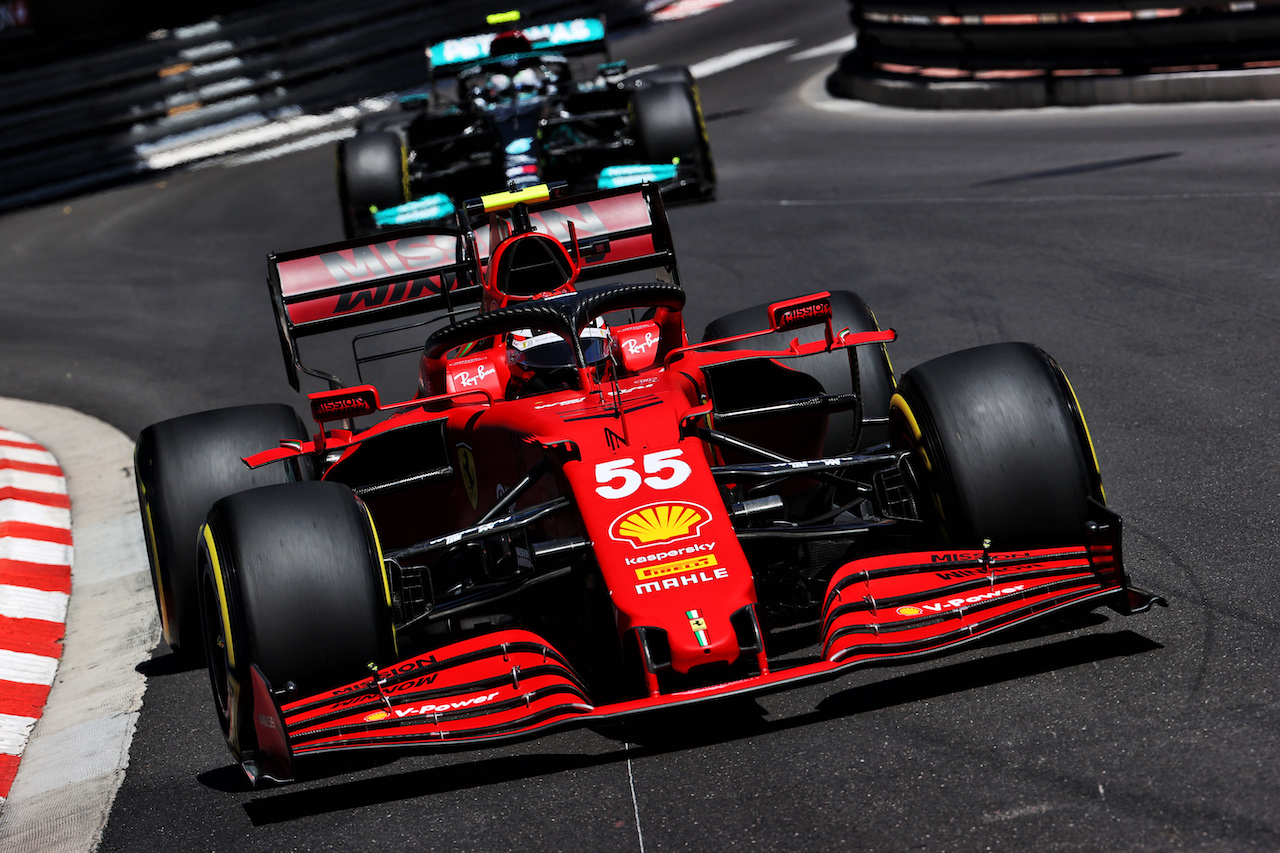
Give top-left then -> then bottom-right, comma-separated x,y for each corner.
0,488 -> 70,508
0,522 -> 72,545
0,429 -> 70,802
0,680 -> 51,718
0,616 -> 64,659
0,460 -> 63,478
0,754 -> 20,798
0,560 -> 72,593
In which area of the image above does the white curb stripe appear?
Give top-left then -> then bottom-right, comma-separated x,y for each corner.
0,501 -> 71,529
0,715 -> 38,755
0,540 -> 72,567
0,470 -> 66,494
0,586 -> 70,624
0,650 -> 59,687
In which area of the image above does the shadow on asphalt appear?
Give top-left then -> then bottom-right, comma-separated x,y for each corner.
232,623 -> 1160,826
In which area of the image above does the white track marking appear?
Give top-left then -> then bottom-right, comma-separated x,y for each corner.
0,539 -> 71,567
789,35 -> 856,61
625,742 -> 646,853
690,40 -> 798,78
653,0 -> 734,21
0,715 -> 39,755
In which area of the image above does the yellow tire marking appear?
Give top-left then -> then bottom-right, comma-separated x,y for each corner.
361,503 -> 398,657
1060,371 -> 1107,504
138,481 -> 173,643
202,524 -> 236,667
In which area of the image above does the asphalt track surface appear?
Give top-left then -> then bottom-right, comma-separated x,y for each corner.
3,0 -> 1280,849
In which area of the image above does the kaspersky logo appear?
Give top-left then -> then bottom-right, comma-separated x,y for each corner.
609,501 -> 711,548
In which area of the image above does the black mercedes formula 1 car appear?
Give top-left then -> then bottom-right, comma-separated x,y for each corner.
336,13 -> 715,238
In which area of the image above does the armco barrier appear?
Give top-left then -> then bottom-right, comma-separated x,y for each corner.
831,0 -> 1280,108
0,0 -> 651,212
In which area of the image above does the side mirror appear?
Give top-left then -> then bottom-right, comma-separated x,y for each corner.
309,385 -> 380,425
768,292 -> 833,333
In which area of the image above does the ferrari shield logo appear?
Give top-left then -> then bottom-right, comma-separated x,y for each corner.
457,444 -> 478,509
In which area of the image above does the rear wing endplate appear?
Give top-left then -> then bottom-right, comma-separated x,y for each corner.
268,228 -> 479,390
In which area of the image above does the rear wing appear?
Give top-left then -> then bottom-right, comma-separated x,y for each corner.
473,182 -> 682,289
268,229 -> 479,390
428,16 -> 608,75
267,184 -> 680,392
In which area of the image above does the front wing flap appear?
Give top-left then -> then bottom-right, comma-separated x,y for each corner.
247,536 -> 1162,782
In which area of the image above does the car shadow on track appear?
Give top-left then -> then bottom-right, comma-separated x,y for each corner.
229,623 -> 1160,826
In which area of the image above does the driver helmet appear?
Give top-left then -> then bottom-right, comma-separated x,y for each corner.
483,72 -> 513,104
490,31 -> 533,57
512,66 -> 544,99
508,321 -> 610,395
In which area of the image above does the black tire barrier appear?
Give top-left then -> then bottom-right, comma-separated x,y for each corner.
0,0 -> 652,211
832,0 -> 1280,108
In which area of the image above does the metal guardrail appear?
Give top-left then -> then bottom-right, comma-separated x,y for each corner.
0,0 -> 651,212
835,0 -> 1280,107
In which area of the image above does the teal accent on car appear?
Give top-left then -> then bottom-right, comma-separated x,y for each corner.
373,193 -> 456,226
597,163 -> 679,190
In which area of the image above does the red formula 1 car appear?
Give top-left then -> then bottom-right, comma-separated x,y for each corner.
135,183 -> 1164,785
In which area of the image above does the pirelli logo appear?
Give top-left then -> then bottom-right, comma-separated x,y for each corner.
635,554 -> 717,581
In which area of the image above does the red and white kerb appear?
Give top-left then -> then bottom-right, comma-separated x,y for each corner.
0,428 -> 70,802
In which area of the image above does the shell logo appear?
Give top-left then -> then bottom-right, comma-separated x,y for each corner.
896,605 -> 923,617
364,709 -> 391,722
609,501 -> 712,548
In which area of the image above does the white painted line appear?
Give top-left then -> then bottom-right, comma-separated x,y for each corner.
139,99 -> 390,170
0,586 -> 69,624
0,470 -> 66,494
690,40 -> 798,79
0,430 -> 37,444
0,715 -> 38,755
0,446 -> 58,467
220,126 -> 357,166
0,501 -> 71,529
0,539 -> 72,567
0,650 -> 59,687
789,35 -> 856,61
654,0 -> 734,21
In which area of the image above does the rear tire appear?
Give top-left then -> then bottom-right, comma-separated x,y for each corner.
337,130 -> 408,238
135,404 -> 310,660
702,291 -> 896,454
199,481 -> 394,762
892,342 -> 1104,548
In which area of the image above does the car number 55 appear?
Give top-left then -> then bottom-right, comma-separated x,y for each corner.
595,449 -> 691,499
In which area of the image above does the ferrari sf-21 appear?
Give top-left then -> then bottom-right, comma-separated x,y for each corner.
135,182 -> 1164,785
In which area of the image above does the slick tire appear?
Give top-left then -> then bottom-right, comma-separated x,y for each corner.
135,404 -> 310,661
336,130 -> 408,239
198,481 -> 394,762
702,291 -> 896,454
631,80 -> 715,193
892,342 -> 1105,548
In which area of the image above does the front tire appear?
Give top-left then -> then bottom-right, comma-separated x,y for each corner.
337,130 -> 408,238
631,79 -> 715,195
892,342 -> 1104,548
199,481 -> 394,763
135,404 -> 309,660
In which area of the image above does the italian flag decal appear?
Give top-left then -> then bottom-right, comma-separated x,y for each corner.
686,610 -> 709,647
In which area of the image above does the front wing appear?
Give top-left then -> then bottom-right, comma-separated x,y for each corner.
243,536 -> 1163,784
